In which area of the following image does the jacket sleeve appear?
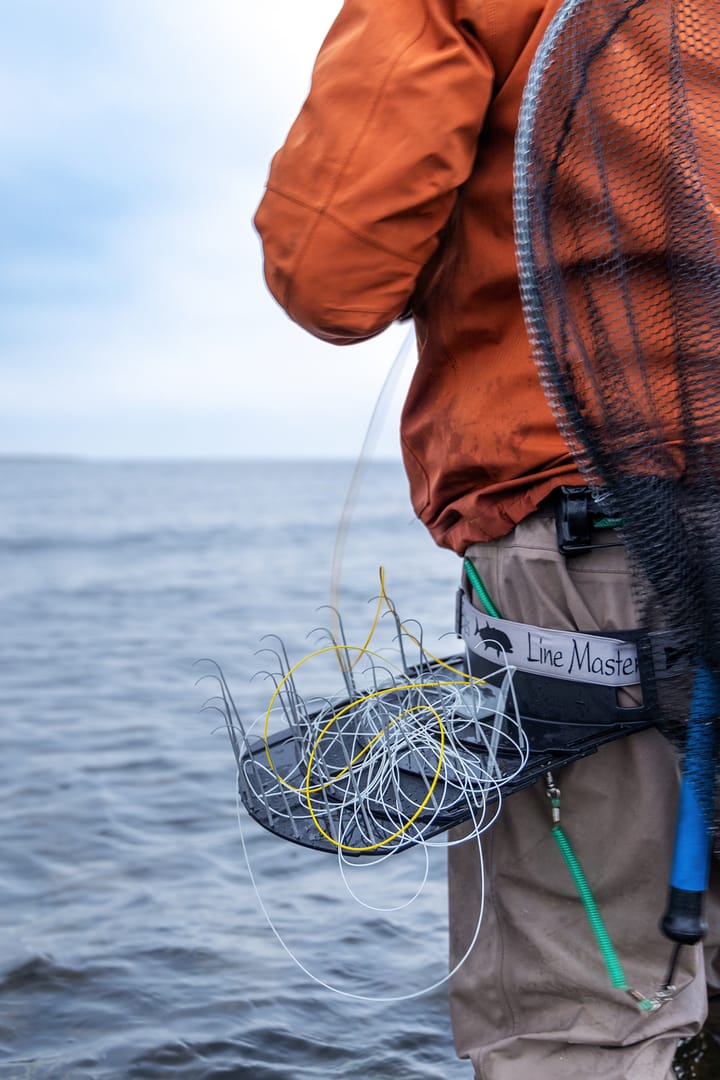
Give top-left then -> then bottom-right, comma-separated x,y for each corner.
254,0 -> 495,344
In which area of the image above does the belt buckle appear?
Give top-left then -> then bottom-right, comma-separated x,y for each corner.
555,485 -> 593,555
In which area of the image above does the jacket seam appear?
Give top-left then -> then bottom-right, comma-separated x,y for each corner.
265,185 -> 425,266
400,433 -> 431,516
485,0 -> 498,55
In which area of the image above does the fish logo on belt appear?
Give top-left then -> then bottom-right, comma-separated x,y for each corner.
475,618 -> 514,658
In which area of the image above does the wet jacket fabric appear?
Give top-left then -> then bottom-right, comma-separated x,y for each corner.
254,0 -> 583,553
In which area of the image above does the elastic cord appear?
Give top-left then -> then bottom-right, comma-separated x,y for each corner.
463,557 -> 502,619
551,821 -> 656,1011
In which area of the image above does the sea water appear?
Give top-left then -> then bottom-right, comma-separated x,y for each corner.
0,459 -> 469,1080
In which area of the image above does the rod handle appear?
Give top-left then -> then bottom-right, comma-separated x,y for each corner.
661,885 -> 708,945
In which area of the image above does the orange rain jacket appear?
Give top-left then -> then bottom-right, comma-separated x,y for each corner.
255,0 -> 583,554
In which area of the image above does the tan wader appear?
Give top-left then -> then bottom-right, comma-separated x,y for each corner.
450,508 -> 720,1079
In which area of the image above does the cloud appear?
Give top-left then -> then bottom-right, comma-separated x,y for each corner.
1,1 -> 412,460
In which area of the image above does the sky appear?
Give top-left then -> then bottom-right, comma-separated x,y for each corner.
2,2 -> 411,460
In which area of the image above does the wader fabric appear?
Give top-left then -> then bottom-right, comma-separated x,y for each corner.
451,509 -> 720,1079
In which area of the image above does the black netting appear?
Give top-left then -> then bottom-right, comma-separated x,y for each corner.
514,0 -> 720,815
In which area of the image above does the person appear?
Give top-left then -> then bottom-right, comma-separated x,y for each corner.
253,1 -> 720,1075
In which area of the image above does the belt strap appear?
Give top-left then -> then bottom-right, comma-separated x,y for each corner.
456,588 -> 687,738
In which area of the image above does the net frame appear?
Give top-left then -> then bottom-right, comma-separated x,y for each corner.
513,0 -> 720,941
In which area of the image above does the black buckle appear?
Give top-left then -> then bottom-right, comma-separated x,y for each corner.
554,485 -> 621,555
555,486 -> 594,554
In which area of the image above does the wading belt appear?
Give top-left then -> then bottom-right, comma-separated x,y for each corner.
456,588 -> 685,757
458,482 -> 685,749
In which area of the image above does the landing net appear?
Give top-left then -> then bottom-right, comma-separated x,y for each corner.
514,0 -> 720,938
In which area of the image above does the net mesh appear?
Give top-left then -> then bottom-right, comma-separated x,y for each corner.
514,0 -> 720,808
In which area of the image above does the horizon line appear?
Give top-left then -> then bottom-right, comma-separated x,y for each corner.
0,451 -> 404,466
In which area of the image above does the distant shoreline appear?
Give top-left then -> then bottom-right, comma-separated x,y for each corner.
0,453 -> 403,466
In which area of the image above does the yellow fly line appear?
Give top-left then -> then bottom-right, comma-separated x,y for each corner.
263,573 -> 482,763
264,663 -> 460,796
304,702 -> 447,854
340,565 -> 472,679
259,567 -> 488,852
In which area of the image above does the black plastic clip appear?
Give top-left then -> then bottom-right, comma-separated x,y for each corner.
555,486 -> 595,554
554,485 -> 622,555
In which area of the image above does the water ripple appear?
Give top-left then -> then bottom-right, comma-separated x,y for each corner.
1,461 -> 468,1080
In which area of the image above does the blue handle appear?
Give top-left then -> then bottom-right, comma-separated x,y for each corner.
661,665 -> 718,944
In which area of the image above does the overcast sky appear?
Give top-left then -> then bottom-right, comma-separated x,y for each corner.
3,2 -> 411,460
